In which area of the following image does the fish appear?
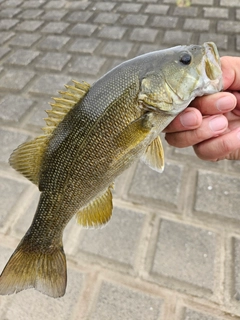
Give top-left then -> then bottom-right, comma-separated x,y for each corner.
0,42 -> 222,298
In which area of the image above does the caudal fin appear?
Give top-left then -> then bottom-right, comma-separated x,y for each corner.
0,238 -> 67,298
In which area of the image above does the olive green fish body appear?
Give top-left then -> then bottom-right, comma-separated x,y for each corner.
0,43 -> 223,297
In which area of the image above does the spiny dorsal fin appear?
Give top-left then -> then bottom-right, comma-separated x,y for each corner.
76,184 -> 114,228
9,80 -> 91,185
42,80 -> 90,135
141,136 -> 164,173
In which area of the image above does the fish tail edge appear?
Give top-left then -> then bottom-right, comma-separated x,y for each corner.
0,238 -> 67,298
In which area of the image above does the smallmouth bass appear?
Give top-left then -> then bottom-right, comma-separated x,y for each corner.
0,42 -> 222,297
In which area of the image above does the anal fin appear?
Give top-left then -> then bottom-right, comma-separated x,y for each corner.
141,135 -> 164,173
76,185 -> 114,228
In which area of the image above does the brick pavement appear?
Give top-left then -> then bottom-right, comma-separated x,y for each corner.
0,0 -> 240,319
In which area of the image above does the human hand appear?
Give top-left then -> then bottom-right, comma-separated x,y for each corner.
164,56 -> 240,161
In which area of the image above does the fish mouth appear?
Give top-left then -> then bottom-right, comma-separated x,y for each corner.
202,42 -> 223,92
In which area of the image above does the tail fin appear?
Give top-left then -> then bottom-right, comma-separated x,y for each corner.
0,238 -> 67,298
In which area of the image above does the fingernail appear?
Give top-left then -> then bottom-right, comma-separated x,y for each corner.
216,95 -> 236,112
209,116 -> 227,132
180,111 -> 199,128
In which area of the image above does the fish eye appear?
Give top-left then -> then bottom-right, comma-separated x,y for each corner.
179,53 -> 192,65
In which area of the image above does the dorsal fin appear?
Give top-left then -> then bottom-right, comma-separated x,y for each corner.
9,80 -> 91,185
42,80 -> 90,135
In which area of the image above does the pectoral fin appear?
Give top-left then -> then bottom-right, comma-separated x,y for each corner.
76,185 -> 114,228
141,136 -> 164,173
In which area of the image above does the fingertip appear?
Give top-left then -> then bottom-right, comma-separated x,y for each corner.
179,108 -> 202,128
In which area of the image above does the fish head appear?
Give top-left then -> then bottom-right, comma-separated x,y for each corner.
138,42 -> 223,116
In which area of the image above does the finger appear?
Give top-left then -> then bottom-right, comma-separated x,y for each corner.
194,128 -> 240,161
190,92 -> 237,115
221,56 -> 240,90
165,115 -> 228,148
163,108 -> 202,133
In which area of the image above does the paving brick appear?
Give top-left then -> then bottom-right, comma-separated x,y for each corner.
44,0 -> 65,9
232,237 -> 240,302
0,70 -> 35,91
0,246 -> 13,273
203,7 -> 228,19
40,9 -> 67,21
29,74 -> 71,95
0,19 -> 19,30
9,33 -> 41,47
98,26 -> 127,40
199,33 -> 228,50
194,170 -> 240,221
92,2 -> 116,12
37,35 -> 70,50
65,1 -> 90,10
173,6 -> 198,17
27,102 -> 46,127
18,9 -> 43,19
1,0 -> 23,7
0,94 -> 34,121
217,21 -> 240,34
130,27 -> 158,43
122,14 -> 149,26
0,176 -> 27,227
145,4 -> 169,14
151,219 -> 216,291
94,12 -> 120,24
101,41 -> 133,58
163,30 -> 192,45
16,20 -> 44,32
0,128 -> 28,164
78,207 -> 145,266
184,18 -> 210,31
41,21 -> 69,34
183,308 -> 224,320
236,36 -> 240,51
69,55 -> 106,75
68,23 -> 97,37
151,16 -> 178,29
0,8 -> 21,18
191,0 -> 214,4
36,52 -> 71,71
68,38 -> 101,54
0,47 -> 10,59
66,11 -> 93,23
2,268 -> 84,320
5,49 -> 40,66
0,31 -> 14,45
21,0 -> 46,8
89,281 -> 163,320
128,161 -> 183,208
237,10 -> 240,20
137,44 -> 165,55
116,3 -> 142,12
220,0 -> 240,6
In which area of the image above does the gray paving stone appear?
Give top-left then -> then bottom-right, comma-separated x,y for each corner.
0,8 -> 21,18
78,207 -> 145,266
116,3 -> 142,12
183,308 -> 224,320
145,4 -> 169,14
16,20 -> 44,32
128,161 -> 183,208
0,70 -> 35,91
66,11 -> 93,23
92,2 -> 116,12
194,170 -> 240,221
94,12 -> 120,24
9,33 -> 41,47
41,21 -> 69,34
1,0 -> 23,7
130,28 -> 158,43
21,0 -> 46,8
29,74 -> 71,95
220,0 -> 240,6
122,14 -> 149,26
217,21 -> 240,34
40,10 -> 67,21
2,268 -> 84,320
0,94 -> 34,121
184,18 -> 210,31
0,128 -> 29,164
101,41 -> 133,58
0,31 -> 14,45
18,9 -> 43,19
98,26 -> 127,40
0,176 -> 27,227
68,38 -> 101,54
5,49 -> 40,66
163,30 -> 192,45
69,55 -> 106,75
44,0 -> 65,9
0,245 -> 13,272
232,237 -> 240,301
237,10 -> 240,21
68,23 -> 97,37
65,1 -> 90,10
90,281 -> 163,320
191,0 -> 214,4
151,16 -> 178,29
37,35 -> 70,50
151,219 -> 216,291
0,47 -> 10,59
137,44 -> 165,55
0,19 -> 19,30
36,52 -> 71,71
203,7 -> 228,19
199,33 -> 228,50
27,102 -> 46,127
173,6 -> 198,17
